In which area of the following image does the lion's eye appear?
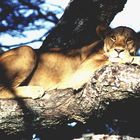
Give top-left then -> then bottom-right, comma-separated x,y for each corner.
110,35 -> 116,42
127,38 -> 133,43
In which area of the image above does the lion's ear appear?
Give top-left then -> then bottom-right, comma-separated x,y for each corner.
96,23 -> 112,39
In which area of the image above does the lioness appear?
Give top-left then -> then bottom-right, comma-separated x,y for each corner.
0,26 -> 140,99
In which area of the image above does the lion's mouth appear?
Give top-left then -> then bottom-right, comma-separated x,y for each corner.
116,53 -> 122,58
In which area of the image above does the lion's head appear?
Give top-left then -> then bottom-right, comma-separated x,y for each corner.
103,26 -> 137,59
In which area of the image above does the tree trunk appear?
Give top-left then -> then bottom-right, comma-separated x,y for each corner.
1,64 -> 140,135
40,0 -> 127,50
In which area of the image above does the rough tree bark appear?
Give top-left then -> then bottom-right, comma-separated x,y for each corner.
1,0 -> 139,137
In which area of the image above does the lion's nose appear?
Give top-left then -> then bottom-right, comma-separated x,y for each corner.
114,48 -> 124,53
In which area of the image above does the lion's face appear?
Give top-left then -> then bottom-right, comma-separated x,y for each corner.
104,26 -> 136,59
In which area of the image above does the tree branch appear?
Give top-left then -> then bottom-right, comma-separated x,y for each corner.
41,0 -> 127,50
0,64 -> 140,135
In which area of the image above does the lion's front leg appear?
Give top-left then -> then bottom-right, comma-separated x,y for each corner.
109,55 -> 140,65
109,56 -> 134,64
0,86 -> 45,99
130,56 -> 140,65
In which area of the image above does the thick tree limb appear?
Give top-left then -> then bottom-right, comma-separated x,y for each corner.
41,0 -> 127,50
1,64 -> 140,135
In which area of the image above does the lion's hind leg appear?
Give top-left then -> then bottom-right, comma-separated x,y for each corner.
0,46 -> 37,99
